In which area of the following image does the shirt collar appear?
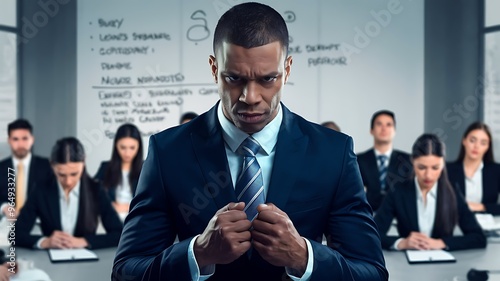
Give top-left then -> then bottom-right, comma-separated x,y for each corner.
414,177 -> 437,200
12,152 -> 32,168
374,148 -> 392,159
58,180 -> 81,200
217,103 -> 282,155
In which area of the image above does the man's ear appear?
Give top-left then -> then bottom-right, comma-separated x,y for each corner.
209,55 -> 218,83
284,56 -> 293,84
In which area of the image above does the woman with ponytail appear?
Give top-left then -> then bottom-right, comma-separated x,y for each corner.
374,134 -> 486,251
17,137 -> 123,249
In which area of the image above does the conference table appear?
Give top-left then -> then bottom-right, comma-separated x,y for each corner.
3,215 -> 499,281
10,238 -> 498,281
384,242 -> 500,281
14,248 -> 115,281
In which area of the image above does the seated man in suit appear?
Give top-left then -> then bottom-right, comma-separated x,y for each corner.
357,110 -> 412,211
0,119 -> 53,218
112,3 -> 387,281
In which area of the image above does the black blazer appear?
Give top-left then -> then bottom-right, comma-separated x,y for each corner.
94,161 -> 138,202
374,179 -> 486,251
16,177 -> 123,249
0,155 -> 53,205
112,103 -> 388,281
447,161 -> 500,215
357,148 -> 412,211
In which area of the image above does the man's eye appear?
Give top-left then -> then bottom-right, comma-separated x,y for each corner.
262,76 -> 277,82
225,76 -> 241,82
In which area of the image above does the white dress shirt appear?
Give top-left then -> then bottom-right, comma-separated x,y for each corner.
116,170 -> 133,204
465,162 -> 483,203
58,181 -> 81,235
374,148 -> 392,169
415,177 -> 437,237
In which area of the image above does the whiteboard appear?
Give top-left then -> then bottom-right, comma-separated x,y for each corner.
77,0 -> 424,174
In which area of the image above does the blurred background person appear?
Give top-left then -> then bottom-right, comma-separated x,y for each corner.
0,119 -> 53,218
357,110 -> 411,212
321,121 -> 341,132
447,121 -> 500,215
375,134 -> 486,251
16,137 -> 123,249
94,123 -> 143,216
179,111 -> 198,124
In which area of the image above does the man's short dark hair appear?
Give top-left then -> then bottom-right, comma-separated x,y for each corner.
179,112 -> 198,124
213,2 -> 289,56
370,110 -> 395,129
8,119 -> 33,136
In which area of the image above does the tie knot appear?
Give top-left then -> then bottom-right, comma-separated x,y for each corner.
240,137 -> 261,157
17,163 -> 24,171
377,155 -> 388,165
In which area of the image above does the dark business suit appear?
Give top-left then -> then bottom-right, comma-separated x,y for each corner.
357,148 -> 412,211
447,161 -> 500,215
0,155 -> 53,207
16,177 -> 123,249
374,179 -> 486,251
112,103 -> 388,281
94,161 -> 138,201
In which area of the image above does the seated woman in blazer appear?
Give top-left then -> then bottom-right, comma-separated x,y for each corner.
16,137 -> 123,249
94,123 -> 143,215
375,134 -> 486,251
447,121 -> 500,215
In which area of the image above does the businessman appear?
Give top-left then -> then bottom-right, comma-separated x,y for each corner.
113,3 -> 387,280
357,110 -> 412,211
0,119 -> 53,218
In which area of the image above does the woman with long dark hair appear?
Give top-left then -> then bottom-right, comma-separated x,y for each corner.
95,123 -> 143,215
375,134 -> 486,251
17,137 -> 122,249
447,121 -> 500,214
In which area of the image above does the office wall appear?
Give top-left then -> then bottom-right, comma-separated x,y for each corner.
425,0 -> 482,161
18,0 -> 481,166
19,0 -> 77,158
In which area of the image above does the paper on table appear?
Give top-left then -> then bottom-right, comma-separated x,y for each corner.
406,250 -> 456,264
48,249 -> 98,263
475,213 -> 500,231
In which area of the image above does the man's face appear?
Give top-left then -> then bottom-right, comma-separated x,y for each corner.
209,41 -> 292,134
8,129 -> 34,159
370,114 -> 395,144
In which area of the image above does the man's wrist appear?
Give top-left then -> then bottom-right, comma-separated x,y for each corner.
193,236 -> 209,268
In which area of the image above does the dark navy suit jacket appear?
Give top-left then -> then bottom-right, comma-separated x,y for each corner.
374,179 -> 486,251
357,148 -> 412,211
447,161 -> 500,215
112,103 -> 388,281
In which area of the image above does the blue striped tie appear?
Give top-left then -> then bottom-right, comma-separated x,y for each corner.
378,155 -> 388,191
235,137 -> 265,221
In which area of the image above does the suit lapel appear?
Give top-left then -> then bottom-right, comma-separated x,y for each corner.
403,182 -> 420,231
366,150 -> 381,189
266,106 -> 308,209
191,105 -> 236,210
46,180 -> 63,231
28,156 -> 36,191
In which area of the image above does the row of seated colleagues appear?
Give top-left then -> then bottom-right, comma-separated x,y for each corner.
0,113 -> 200,251
0,111 -> 497,253
353,110 -> 497,251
